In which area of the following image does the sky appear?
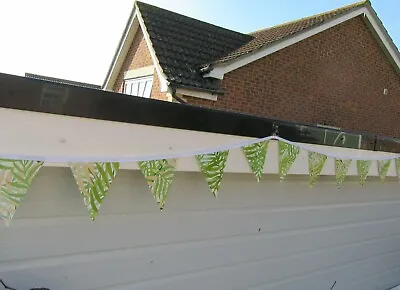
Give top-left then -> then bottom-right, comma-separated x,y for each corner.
0,0 -> 398,86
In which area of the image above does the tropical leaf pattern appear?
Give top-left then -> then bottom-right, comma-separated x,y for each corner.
70,162 -> 119,220
139,159 -> 176,209
0,159 -> 43,225
357,160 -> 372,185
196,151 -> 229,197
308,152 -> 327,186
242,141 -> 269,182
378,160 -> 391,182
335,159 -> 352,188
279,141 -> 300,181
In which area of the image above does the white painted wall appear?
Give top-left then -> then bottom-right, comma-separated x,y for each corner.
1,167 -> 400,290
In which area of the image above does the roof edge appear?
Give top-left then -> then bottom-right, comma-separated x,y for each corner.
205,3 -> 399,79
102,5 -> 137,90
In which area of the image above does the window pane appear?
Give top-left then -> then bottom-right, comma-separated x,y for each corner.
124,75 -> 153,98
138,80 -> 145,97
131,82 -> 139,96
143,79 -> 153,98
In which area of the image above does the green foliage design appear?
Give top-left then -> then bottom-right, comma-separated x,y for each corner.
357,160 -> 372,185
71,162 -> 119,220
335,159 -> 352,188
196,151 -> 229,197
139,159 -> 176,209
0,159 -> 43,225
279,141 -> 300,181
242,141 -> 269,182
396,158 -> 400,182
308,152 -> 327,186
378,160 -> 391,182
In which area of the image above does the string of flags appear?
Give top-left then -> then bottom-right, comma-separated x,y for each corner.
1,136 -> 400,225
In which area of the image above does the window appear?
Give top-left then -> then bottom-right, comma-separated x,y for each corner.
124,75 -> 153,98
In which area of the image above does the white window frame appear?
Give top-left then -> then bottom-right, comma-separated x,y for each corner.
124,75 -> 153,98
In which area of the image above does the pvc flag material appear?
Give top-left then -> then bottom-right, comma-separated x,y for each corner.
378,160 -> 391,182
0,160 -> 43,226
308,152 -> 327,186
278,141 -> 300,181
3,136 -> 400,225
242,141 -> 269,182
71,162 -> 119,220
357,160 -> 372,185
139,159 -> 176,209
196,151 -> 229,197
335,159 -> 352,188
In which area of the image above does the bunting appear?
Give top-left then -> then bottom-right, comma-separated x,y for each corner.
0,160 -> 43,225
278,141 -> 300,181
378,160 -> 391,182
70,162 -> 119,220
357,160 -> 372,185
335,159 -> 352,188
139,159 -> 176,209
242,141 -> 269,182
196,151 -> 229,197
308,152 -> 327,186
2,136 -> 400,225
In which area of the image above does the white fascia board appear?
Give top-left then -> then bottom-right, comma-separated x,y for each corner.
176,88 -> 218,101
205,8 -> 367,79
103,11 -> 139,90
135,6 -> 169,92
364,6 -> 400,71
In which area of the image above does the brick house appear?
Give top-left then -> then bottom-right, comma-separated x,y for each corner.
103,0 -> 400,137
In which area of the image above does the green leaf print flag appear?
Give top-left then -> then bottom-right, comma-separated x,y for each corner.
242,141 -> 269,182
278,141 -> 300,181
378,160 -> 391,182
0,159 -> 43,226
196,151 -> 229,197
308,152 -> 327,186
71,162 -> 119,220
357,160 -> 372,185
335,159 -> 352,188
139,159 -> 176,210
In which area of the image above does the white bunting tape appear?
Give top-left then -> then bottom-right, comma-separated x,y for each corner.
0,136 -> 397,163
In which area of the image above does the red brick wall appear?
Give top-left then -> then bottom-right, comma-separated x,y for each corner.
186,16 -> 400,137
113,29 -> 168,101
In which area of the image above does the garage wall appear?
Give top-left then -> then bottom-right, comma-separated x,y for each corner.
1,167 -> 400,290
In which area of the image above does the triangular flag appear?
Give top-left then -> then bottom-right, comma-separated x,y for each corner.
357,160 -> 372,185
196,151 -> 229,197
139,159 -> 176,210
308,152 -> 327,186
396,158 -> 400,183
335,159 -> 352,188
70,162 -> 119,220
279,141 -> 300,181
0,159 -> 43,226
378,160 -> 391,182
242,141 -> 269,182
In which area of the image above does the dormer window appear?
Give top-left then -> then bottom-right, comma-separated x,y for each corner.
123,75 -> 153,98
123,66 -> 154,98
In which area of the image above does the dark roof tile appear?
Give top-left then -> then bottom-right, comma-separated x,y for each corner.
215,1 -> 368,63
136,1 -> 370,92
137,1 -> 252,92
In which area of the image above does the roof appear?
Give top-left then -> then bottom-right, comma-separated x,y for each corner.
25,73 -> 101,90
105,0 -> 398,93
136,1 -> 252,92
214,0 -> 368,63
